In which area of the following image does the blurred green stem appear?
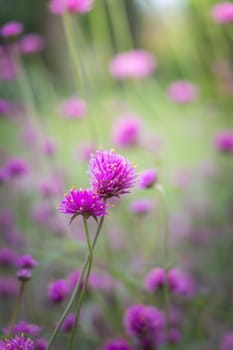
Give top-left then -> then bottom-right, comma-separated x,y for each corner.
46,216 -> 104,350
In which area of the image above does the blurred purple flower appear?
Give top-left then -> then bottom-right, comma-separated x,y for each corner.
60,98 -> 87,119
130,199 -> 154,215
48,278 -> 70,303
214,130 -> 233,153
144,267 -> 165,292
169,328 -> 181,344
49,0 -> 94,15
1,21 -> 23,38
19,33 -> 44,55
0,99 -> 12,116
5,321 -> 42,337
88,272 -> 114,292
0,334 -> 34,350
17,254 -> 38,269
139,169 -> 157,189
211,2 -> 233,23
61,313 -> 75,332
4,157 -> 29,179
0,247 -> 17,267
220,332 -> 233,350
42,138 -> 57,157
167,81 -> 198,104
109,50 -> 156,80
168,268 -> 196,297
89,149 -> 136,199
0,277 -> 18,297
17,268 -> 32,281
0,47 -> 18,80
67,270 -> 84,290
34,338 -> 48,350
100,338 -> 132,350
112,115 -> 142,148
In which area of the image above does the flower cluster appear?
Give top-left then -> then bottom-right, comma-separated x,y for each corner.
0,334 -> 34,350
49,0 -> 94,15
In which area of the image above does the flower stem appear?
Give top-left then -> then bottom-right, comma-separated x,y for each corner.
46,216 -> 104,350
8,281 -> 26,337
67,217 -> 93,350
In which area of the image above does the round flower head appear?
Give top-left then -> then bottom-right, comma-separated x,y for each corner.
0,247 -> 17,267
61,313 -> 75,332
139,169 -> 157,189
17,268 -> 32,281
167,80 -> 198,104
49,0 -> 94,15
109,49 -> 156,80
214,130 -> 233,153
220,332 -> 233,350
1,21 -> 23,38
4,157 -> 29,179
34,338 -> 48,350
0,334 -> 34,349
168,268 -> 195,297
7,321 -> 41,337
112,115 -> 142,148
100,338 -> 132,350
211,2 -> 233,23
19,33 -> 44,55
48,278 -> 70,303
59,188 -> 107,221
130,199 -> 154,216
60,98 -> 87,119
144,267 -> 166,292
17,254 -> 38,269
89,149 -> 136,199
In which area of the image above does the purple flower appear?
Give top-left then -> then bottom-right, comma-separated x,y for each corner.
58,188 -> 107,221
49,0 -> 94,15
112,115 -> 142,148
0,277 -> 18,297
139,169 -> 157,189
61,313 -> 75,332
168,268 -> 195,297
19,33 -> 44,55
6,321 -> 42,337
0,334 -> 34,350
34,338 -> 48,350
48,279 -> 70,303
100,338 -> 132,350
220,332 -> 233,350
0,247 -> 17,266
144,267 -> 165,292
88,272 -> 114,292
109,50 -> 156,80
214,130 -> 233,153
130,199 -> 154,215
17,268 -> 32,281
67,270 -> 84,289
211,2 -> 233,23
60,98 -> 87,119
17,254 -> 38,269
0,47 -> 18,80
89,149 -> 136,199
169,328 -> 181,344
123,304 -> 165,347
4,157 -> 29,179
0,99 -> 12,115
167,80 -> 198,104
1,21 -> 23,38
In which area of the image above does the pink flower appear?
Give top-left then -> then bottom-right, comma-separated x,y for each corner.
109,50 -> 156,80
49,0 -> 94,15
214,129 -> 233,153
167,81 -> 198,104
112,115 -> 142,148
139,169 -> 157,189
211,2 -> 233,23
19,33 -> 44,55
1,21 -> 23,38
60,98 -> 87,119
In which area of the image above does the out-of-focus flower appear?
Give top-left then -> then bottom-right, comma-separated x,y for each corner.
112,115 -> 142,148
58,188 -> 107,221
144,267 -> 165,292
0,99 -> 12,116
0,247 -> 17,267
130,199 -> 154,215
48,279 -> 70,303
139,169 -> 157,189
0,47 -> 18,80
220,332 -> 233,350
168,268 -> 195,297
17,255 -> 38,269
39,177 -> 63,198
60,98 -> 87,119
211,2 -> 233,23
1,21 -> 23,38
49,0 -> 94,15
99,338 -> 132,350
34,338 -> 48,350
5,321 -> 42,337
61,313 -> 75,332
88,272 -> 114,292
167,81 -> 198,104
4,157 -> 29,179
19,33 -> 44,55
17,268 -> 32,281
0,334 -> 34,350
214,130 -> 233,153
0,277 -> 18,297
169,328 -> 181,344
89,149 -> 136,199
109,50 -> 156,79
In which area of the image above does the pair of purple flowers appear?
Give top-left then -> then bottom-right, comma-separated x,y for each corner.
58,149 -> 136,221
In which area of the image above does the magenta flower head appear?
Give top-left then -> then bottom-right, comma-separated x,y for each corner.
168,268 -> 195,297
211,2 -> 233,23
144,267 -> 165,292
49,0 -> 94,15
0,99 -> 12,116
129,199 -> 154,216
60,97 -> 87,119
19,33 -> 44,55
214,129 -> 233,153
17,254 -> 38,269
48,278 -> 70,303
89,149 -> 136,199
0,247 -> 17,267
167,80 -> 198,104
1,21 -> 23,39
220,332 -> 233,350
34,338 -> 48,350
139,169 -> 157,189
17,268 -> 32,281
112,115 -> 142,148
100,338 -> 132,350
0,334 -> 34,350
59,188 -> 107,222
7,321 -> 41,337
109,49 -> 156,80
4,157 -> 29,179
61,313 -> 75,332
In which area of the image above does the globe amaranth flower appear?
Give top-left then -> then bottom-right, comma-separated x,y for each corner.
1,21 -> 23,38
144,267 -> 166,292
0,334 -> 34,350
167,80 -> 198,104
17,254 -> 38,269
109,50 -> 156,80
58,188 -> 107,221
168,268 -> 195,297
17,269 -> 32,281
0,99 -> 12,116
214,130 -> 233,153
49,0 -> 94,15
61,313 -> 75,332
19,33 -> 44,55
89,149 -> 136,199
34,338 -> 48,350
60,97 -> 87,119
48,278 -> 70,303
211,2 -> 233,23
4,321 -> 42,337
139,169 -> 157,189
0,247 -> 17,267
129,199 -> 154,216
112,115 -> 142,148
100,338 -> 132,350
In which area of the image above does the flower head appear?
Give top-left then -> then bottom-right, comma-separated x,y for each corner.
19,33 -> 44,55
214,130 -> 233,153
1,21 -> 23,38
100,338 -> 132,350
220,332 -> 233,350
211,2 -> 233,23
109,50 -> 156,80
60,98 -> 87,119
112,115 -> 142,148
144,268 -> 166,292
48,279 -> 70,303
49,0 -> 94,15
61,313 -> 75,332
139,169 -> 157,189
5,321 -> 41,337
17,254 -> 38,269
17,269 -> 32,281
89,149 -> 136,199
58,188 -> 107,221
167,80 -> 198,104
129,199 -> 154,216
0,334 -> 34,350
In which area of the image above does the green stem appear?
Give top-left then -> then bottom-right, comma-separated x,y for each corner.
46,216 -> 104,350
8,281 -> 26,336
67,217 -> 93,350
